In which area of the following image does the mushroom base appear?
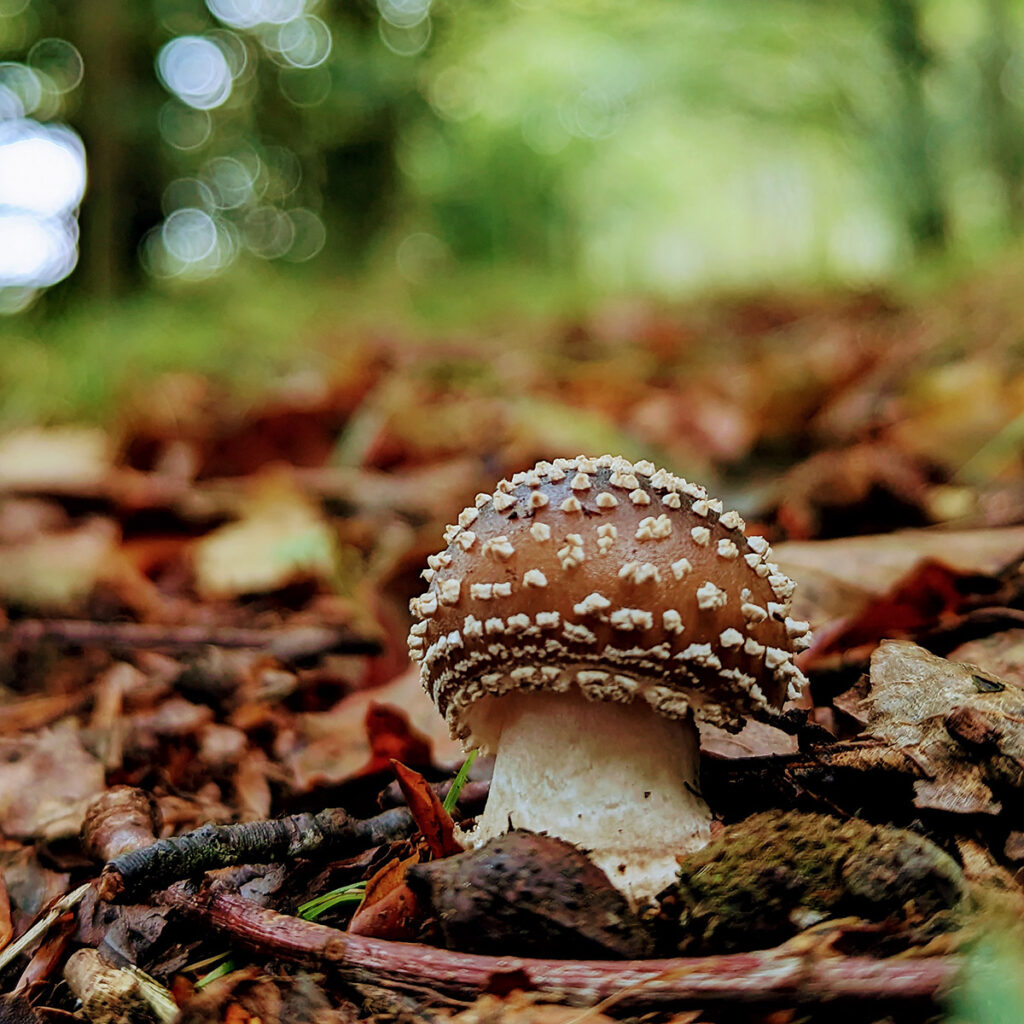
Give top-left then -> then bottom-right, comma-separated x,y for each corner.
462,687 -> 711,904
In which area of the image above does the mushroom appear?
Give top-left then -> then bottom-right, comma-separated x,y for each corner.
409,456 -> 810,902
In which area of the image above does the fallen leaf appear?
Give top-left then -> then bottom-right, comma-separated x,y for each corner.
699,718 -> 798,760
192,472 -> 340,599
0,519 -> 120,611
947,630 -> 1024,688
0,725 -> 105,840
773,525 -> 1024,627
0,428 -> 112,492
812,559 -> 976,657
391,760 -> 461,858
347,853 -> 423,941
773,442 -> 932,540
234,749 -> 273,821
0,875 -> 11,953
439,992 -> 623,1024
288,665 -> 463,791
865,641 -> 1024,815
364,704 -> 432,775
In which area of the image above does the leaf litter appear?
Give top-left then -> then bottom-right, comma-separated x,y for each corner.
1,283 -> 1024,1021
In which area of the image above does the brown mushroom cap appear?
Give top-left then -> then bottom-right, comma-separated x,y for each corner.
409,455 -> 809,749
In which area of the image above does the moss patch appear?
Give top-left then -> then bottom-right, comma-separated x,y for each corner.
658,811 -> 967,953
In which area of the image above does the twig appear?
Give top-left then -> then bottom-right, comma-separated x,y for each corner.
0,884 -> 91,975
1,620 -> 380,660
98,806 -> 418,902
161,884 -> 961,1010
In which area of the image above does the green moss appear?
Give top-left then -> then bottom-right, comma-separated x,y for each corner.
659,811 -> 967,953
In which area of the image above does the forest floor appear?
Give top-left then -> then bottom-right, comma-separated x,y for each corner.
2,265 -> 1024,1022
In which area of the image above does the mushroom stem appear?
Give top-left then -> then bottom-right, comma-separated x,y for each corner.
463,686 -> 711,903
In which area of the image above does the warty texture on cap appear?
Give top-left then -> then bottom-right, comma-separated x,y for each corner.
409,455 -> 808,746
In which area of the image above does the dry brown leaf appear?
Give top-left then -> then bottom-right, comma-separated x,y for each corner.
234,749 -> 273,820
699,718 -> 798,759
0,874 -> 12,953
437,992 -> 623,1024
774,526 -> 1024,627
865,641 -> 1024,815
391,760 -> 461,858
0,428 -> 112,492
888,358 -> 1024,474
288,665 -> 462,791
0,725 -> 105,840
948,630 -> 1024,688
347,853 -> 423,940
0,518 -> 120,611
192,472 -> 340,599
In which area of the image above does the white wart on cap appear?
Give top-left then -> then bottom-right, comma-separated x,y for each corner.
409,455 -> 810,901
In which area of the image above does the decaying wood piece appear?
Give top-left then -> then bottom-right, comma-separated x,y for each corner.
82,787 -> 161,863
63,948 -> 178,1024
161,883 -> 960,1010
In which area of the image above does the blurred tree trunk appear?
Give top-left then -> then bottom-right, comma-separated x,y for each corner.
978,0 -> 1024,230
877,0 -> 949,253
75,0 -> 127,300
74,1 -> 161,299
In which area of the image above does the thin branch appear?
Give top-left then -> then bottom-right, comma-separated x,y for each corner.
0,884 -> 91,975
161,884 -> 960,1010
2,620 -> 380,659
97,806 -> 417,903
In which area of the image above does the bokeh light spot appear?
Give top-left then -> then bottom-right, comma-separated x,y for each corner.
0,210 -> 78,287
429,66 -> 481,122
396,231 -> 447,282
206,0 -> 263,30
161,207 -> 218,263
282,207 -> 325,261
26,38 -> 83,94
378,0 -> 431,29
158,100 -> 213,150
156,36 -> 233,111
521,107 -> 571,155
259,0 -> 306,25
162,176 -> 217,217
243,204 -> 294,258
277,15 -> 331,69
202,155 -> 255,208
208,29 -> 249,79
0,62 -> 41,117
207,0 -> 305,27
278,64 -> 331,107
0,120 -> 85,216
0,286 -> 37,315
379,16 -> 431,57
0,84 -> 24,120
262,145 -> 302,200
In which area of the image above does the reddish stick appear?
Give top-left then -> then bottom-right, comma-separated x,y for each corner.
161,884 -> 961,1010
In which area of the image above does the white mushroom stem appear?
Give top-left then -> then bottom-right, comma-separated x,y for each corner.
463,686 -> 711,904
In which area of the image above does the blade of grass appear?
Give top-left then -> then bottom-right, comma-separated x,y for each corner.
297,880 -> 367,921
195,959 -> 237,990
442,750 -> 478,815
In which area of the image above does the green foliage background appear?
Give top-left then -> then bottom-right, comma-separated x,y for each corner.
3,0 -> 1024,418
